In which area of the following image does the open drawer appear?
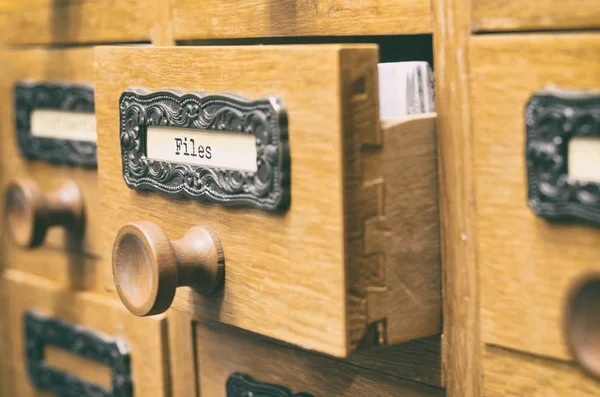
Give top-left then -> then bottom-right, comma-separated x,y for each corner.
94,45 -> 440,357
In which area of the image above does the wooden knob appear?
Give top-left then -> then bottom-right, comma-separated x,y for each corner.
112,221 -> 225,317
565,274 -> 600,379
4,178 -> 84,249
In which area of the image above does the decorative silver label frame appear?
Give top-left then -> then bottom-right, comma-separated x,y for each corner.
119,88 -> 290,212
24,310 -> 133,397
14,82 -> 97,168
226,372 -> 313,397
526,90 -> 600,226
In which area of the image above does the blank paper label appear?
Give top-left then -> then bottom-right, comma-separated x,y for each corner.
146,126 -> 258,172
30,110 -> 97,142
568,137 -> 600,183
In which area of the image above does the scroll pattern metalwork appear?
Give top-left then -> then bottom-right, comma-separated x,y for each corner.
24,311 -> 132,397
526,90 -> 600,225
119,89 -> 290,212
14,82 -> 96,167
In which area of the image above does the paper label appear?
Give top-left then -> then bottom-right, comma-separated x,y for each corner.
569,137 -> 600,183
30,109 -> 96,142
146,126 -> 258,172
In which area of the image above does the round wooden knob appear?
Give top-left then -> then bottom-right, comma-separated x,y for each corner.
565,274 -> 600,379
4,178 -> 84,249
112,221 -> 225,317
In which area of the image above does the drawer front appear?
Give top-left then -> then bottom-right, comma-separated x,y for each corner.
171,0 -> 432,39
471,33 -> 600,360
194,321 -> 443,397
1,269 -> 170,397
0,48 -> 103,284
472,0 -> 600,33
0,0 -> 164,45
3,248 -> 104,292
484,345 -> 600,396
167,312 -> 442,397
94,45 -> 441,357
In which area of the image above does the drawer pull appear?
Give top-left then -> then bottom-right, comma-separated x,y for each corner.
112,221 -> 225,316
24,310 -> 132,397
526,89 -> 600,226
4,178 -> 84,248
226,372 -> 313,397
15,82 -> 97,167
565,274 -> 600,379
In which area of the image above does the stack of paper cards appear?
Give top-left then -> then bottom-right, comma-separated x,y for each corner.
378,62 -> 435,119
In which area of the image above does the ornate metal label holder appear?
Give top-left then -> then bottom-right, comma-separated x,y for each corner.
14,82 -> 97,167
526,89 -> 600,226
119,88 -> 290,212
24,311 -> 133,397
226,372 -> 313,397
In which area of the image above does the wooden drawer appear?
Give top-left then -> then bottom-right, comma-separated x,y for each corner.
94,45 -> 441,357
3,248 -> 104,292
0,48 -> 103,287
0,269 -> 170,397
191,321 -> 443,397
484,345 -> 600,396
170,0 -> 432,40
0,0 -> 167,45
472,0 -> 600,33
471,33 -> 600,361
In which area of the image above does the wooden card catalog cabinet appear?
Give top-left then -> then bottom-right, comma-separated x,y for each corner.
0,48 -> 104,291
169,0 -> 432,39
95,45 -> 441,357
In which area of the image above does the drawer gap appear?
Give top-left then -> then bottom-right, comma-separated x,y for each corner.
176,34 -> 433,65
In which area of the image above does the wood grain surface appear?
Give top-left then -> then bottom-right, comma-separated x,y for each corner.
364,116 -> 441,347
0,48 -> 104,288
170,0 -> 432,40
472,0 -> 600,32
484,345 -> 600,396
470,33 -> 600,361
166,310 -> 199,397
0,269 -> 170,397
3,244 -> 105,292
345,334 -> 442,386
169,313 -> 442,389
432,0 -> 483,394
195,320 -> 444,396
0,0 -> 164,45
94,45 -> 440,357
